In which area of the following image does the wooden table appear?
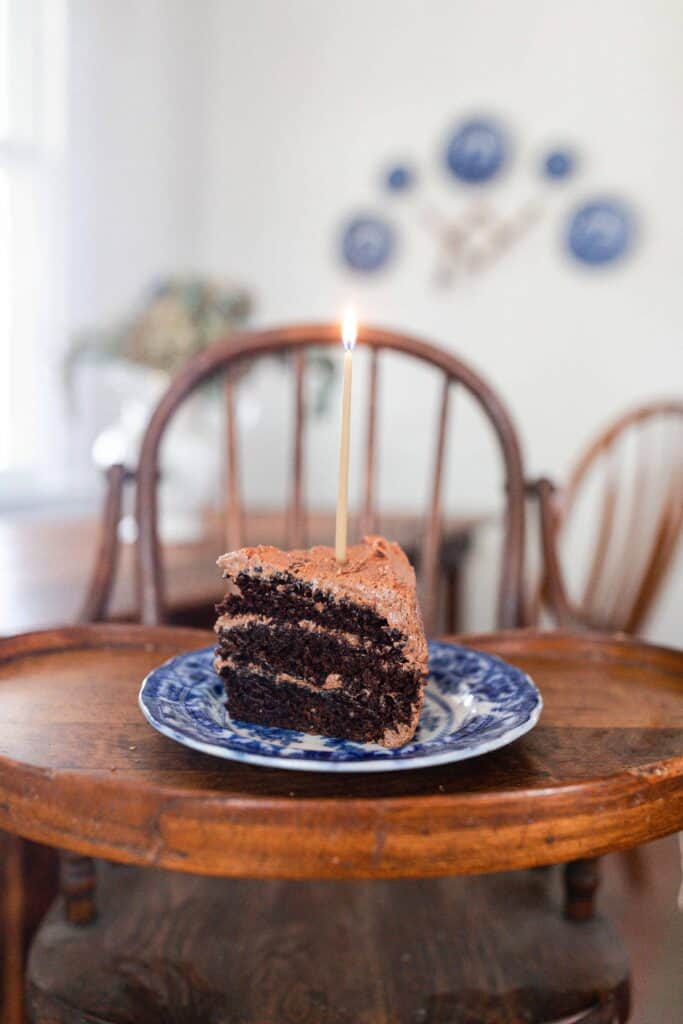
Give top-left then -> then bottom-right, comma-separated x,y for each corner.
1,626 -> 681,1024
0,626 -> 680,876
0,509 -> 478,636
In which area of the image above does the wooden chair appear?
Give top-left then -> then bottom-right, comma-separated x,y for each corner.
132,323 -> 526,631
529,398 -> 683,904
80,325 -> 525,635
25,325 -> 630,1023
531,399 -> 683,633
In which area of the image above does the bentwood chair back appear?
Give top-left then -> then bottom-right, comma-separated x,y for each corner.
534,399 -> 683,634
129,324 -> 526,634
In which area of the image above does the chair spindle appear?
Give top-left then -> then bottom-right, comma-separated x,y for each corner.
547,400 -> 683,635
60,850 -> 96,926
225,372 -> 243,551
582,445 -> 619,625
624,431 -> 683,633
421,376 -> 451,634
288,350 -> 306,548
360,348 -> 380,537
564,857 -> 600,921
606,421 -> 662,629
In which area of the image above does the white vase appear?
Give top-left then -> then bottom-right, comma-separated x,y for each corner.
92,360 -> 258,543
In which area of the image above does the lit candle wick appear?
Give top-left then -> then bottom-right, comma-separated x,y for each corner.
335,308 -> 357,563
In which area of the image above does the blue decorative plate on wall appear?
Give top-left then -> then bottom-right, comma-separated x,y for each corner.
341,214 -> 395,272
384,162 -> 415,192
542,148 -> 575,180
445,118 -> 507,183
139,641 -> 542,773
566,198 -> 633,265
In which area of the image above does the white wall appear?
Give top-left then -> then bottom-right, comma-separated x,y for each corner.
66,0 -> 208,473
66,0 -> 683,643
200,0 -> 682,475
68,0 -> 205,323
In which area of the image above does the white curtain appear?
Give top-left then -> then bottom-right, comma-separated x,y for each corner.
0,0 -> 67,501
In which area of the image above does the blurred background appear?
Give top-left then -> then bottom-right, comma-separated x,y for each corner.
1,8 -> 682,1020
1,0 -> 681,643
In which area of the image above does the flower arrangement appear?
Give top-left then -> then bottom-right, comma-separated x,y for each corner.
65,276 -> 337,541
65,275 -> 335,414
64,277 -> 253,390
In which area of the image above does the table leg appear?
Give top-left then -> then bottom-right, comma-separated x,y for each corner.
59,852 -> 96,926
565,857 -> 601,921
444,566 -> 462,634
2,833 -> 24,1024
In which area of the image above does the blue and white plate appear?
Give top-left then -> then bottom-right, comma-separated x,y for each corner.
139,641 -> 542,773
140,643 -> 544,770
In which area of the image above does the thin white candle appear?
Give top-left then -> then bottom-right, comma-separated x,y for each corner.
335,309 -> 357,563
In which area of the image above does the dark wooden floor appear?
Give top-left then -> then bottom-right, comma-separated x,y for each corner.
601,834 -> 682,1023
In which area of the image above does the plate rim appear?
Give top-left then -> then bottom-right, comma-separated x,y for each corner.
138,641 -> 543,773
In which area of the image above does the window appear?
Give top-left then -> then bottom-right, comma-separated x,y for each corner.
0,0 -> 66,490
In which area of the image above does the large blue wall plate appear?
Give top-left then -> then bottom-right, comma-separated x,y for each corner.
341,214 -> 396,272
567,198 -> 634,265
445,118 -> 507,183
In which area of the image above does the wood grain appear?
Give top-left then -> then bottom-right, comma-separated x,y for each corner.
0,625 -> 681,880
27,860 -> 629,1024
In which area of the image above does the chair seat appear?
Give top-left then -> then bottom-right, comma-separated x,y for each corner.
27,862 -> 629,1024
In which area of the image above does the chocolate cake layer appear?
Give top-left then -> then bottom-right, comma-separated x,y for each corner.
216,571 -> 405,650
216,616 -> 420,693
221,662 -> 420,748
217,536 -> 426,646
217,617 -> 421,693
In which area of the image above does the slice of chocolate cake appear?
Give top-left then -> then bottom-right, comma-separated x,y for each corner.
214,536 -> 428,748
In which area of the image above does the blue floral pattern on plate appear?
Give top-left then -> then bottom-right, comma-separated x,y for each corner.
139,641 -> 542,773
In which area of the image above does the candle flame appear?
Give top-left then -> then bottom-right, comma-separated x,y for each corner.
341,308 -> 357,351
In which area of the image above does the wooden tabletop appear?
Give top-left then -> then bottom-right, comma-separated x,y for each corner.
0,509 -> 478,635
0,625 -> 681,880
